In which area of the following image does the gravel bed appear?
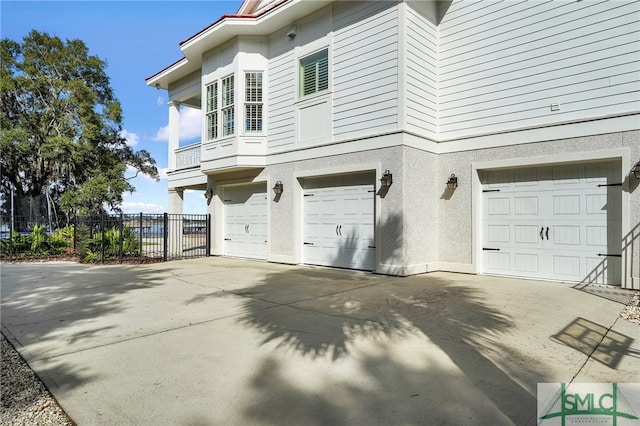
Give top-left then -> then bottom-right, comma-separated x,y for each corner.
620,291 -> 640,325
1,333 -> 74,425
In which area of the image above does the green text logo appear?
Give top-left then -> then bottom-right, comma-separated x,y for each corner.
538,383 -> 639,426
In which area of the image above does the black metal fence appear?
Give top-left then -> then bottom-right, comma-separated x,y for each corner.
0,213 -> 210,263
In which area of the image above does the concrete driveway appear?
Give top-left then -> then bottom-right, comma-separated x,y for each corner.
1,258 -> 638,425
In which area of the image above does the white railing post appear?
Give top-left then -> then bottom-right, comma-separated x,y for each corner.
168,101 -> 180,170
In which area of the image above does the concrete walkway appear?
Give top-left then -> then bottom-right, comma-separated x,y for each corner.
1,258 -> 638,425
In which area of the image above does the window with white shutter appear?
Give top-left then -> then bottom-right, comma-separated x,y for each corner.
244,72 -> 263,133
222,75 -> 235,137
206,82 -> 218,140
299,49 -> 328,97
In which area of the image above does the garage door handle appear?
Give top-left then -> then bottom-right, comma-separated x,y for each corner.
336,225 -> 339,236
339,225 -> 342,236
545,227 -> 549,240
224,238 -> 231,241
304,242 -> 314,245
540,227 -> 544,240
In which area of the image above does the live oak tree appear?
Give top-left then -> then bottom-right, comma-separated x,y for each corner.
0,30 -> 158,219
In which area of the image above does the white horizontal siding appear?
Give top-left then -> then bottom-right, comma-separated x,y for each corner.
438,0 -> 640,138
332,1 -> 399,138
267,36 -> 295,147
405,5 -> 439,135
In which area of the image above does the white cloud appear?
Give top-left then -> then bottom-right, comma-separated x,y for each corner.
153,106 -> 201,142
120,129 -> 139,147
156,96 -> 165,106
117,201 -> 166,214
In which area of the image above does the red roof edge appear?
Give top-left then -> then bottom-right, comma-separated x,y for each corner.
179,0 -> 291,47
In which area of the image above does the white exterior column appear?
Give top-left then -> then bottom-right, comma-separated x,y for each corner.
168,101 -> 180,170
168,188 -> 184,215
168,188 -> 184,257
207,175 -> 223,256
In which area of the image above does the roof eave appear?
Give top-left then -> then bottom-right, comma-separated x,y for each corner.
145,57 -> 193,90
148,0 -> 332,89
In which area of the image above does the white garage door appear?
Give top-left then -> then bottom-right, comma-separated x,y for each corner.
482,162 -> 621,284
303,173 -> 375,271
224,184 -> 267,260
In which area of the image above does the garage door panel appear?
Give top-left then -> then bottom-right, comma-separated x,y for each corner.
487,225 -> 510,243
586,226 -> 607,246
343,198 -> 360,216
514,196 -> 539,215
515,225 -> 539,244
303,174 -> 375,271
553,255 -> 581,278
514,168 -> 538,185
553,226 -> 581,245
585,194 -> 607,214
487,251 -> 510,271
552,165 -> 579,183
553,195 -> 580,215
514,253 -> 539,273
224,185 -> 267,260
487,197 -> 510,215
482,161 -> 621,284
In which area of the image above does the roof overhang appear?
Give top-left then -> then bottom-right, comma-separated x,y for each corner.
147,0 -> 332,90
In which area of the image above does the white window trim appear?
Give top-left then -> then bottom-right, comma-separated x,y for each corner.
205,81 -> 218,141
221,74 -> 235,138
244,71 -> 264,135
298,47 -> 330,100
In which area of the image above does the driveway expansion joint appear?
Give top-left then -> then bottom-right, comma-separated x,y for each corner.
568,315 -> 621,383
217,283 -> 387,327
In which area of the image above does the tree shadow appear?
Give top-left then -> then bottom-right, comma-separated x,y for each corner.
1,262 -> 166,390
219,211 -> 544,423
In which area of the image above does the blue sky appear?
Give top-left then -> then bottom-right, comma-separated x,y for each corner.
1,0 -> 243,214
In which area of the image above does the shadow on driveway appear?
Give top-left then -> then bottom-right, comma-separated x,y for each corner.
208,266 -> 542,425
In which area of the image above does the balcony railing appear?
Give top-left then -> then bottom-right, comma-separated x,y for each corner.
174,142 -> 201,170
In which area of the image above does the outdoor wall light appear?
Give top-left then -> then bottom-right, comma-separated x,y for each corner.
380,170 -> 393,187
204,188 -> 214,200
273,181 -> 284,195
446,174 -> 459,190
632,161 -> 640,179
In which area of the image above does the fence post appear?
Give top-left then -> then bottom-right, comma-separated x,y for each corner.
100,213 -> 105,264
163,213 -> 168,261
206,213 -> 211,257
139,212 -> 143,264
8,219 -> 14,260
72,216 -> 77,257
119,212 -> 124,264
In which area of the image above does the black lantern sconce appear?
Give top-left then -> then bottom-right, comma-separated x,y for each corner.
380,170 -> 393,188
632,161 -> 640,179
446,174 -> 458,190
273,181 -> 284,195
204,188 -> 214,200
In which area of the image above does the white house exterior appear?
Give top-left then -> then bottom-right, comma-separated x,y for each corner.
147,0 -> 640,289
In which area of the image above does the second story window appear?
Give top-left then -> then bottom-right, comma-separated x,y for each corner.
300,48 -> 328,97
206,82 -> 218,140
222,75 -> 235,137
245,72 -> 263,133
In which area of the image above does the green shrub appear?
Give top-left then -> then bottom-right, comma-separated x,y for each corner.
81,226 -> 140,262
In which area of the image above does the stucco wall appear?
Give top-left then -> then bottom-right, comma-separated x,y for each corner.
436,130 -> 640,287
264,143 -> 404,269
